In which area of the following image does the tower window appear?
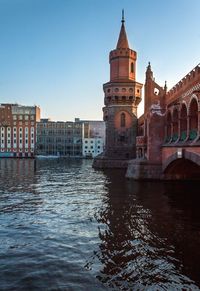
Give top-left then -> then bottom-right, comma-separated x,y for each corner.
121,113 -> 126,127
131,62 -> 134,73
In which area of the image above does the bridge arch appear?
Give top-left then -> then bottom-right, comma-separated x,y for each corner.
163,151 -> 200,180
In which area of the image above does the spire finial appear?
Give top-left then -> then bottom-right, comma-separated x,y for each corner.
116,9 -> 129,49
122,9 -> 125,23
164,80 -> 167,91
147,62 -> 151,70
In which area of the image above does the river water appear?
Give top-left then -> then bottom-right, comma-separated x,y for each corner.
0,159 -> 200,290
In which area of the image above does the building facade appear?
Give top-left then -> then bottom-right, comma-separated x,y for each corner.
82,121 -> 105,158
93,12 -> 200,179
0,103 -> 40,158
36,119 -> 82,157
126,63 -> 200,180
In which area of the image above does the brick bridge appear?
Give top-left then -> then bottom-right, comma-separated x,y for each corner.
126,63 -> 200,180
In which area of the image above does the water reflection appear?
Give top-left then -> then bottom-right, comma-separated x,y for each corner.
0,159 -> 200,290
90,170 -> 200,290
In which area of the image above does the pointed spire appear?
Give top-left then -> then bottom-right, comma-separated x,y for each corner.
116,10 -> 129,49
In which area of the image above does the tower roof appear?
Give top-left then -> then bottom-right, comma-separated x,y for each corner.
116,10 -> 129,49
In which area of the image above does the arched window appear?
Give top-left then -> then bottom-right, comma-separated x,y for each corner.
172,109 -> 178,142
121,112 -> 126,127
131,62 -> 134,73
180,103 -> 187,141
189,98 -> 198,140
165,111 -> 172,142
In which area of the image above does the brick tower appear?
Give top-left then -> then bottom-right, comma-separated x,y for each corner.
103,11 -> 142,159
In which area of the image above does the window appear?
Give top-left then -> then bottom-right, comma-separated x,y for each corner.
131,62 -> 134,73
121,113 -> 126,127
119,135 -> 125,142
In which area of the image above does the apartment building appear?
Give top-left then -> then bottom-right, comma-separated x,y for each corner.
0,103 -> 40,157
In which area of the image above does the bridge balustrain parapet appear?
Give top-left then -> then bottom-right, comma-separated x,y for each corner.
167,64 -> 200,104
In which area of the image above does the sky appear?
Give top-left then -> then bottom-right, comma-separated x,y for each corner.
0,0 -> 200,121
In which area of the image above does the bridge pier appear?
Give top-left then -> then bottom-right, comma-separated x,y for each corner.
126,159 -> 162,180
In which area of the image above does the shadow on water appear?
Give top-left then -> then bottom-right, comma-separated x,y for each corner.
89,169 -> 200,290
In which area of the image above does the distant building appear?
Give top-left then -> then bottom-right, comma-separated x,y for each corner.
0,103 -> 40,157
82,121 -> 105,158
36,119 -> 105,158
36,119 -> 82,157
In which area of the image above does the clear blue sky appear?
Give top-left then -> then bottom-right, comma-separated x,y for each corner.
0,0 -> 199,121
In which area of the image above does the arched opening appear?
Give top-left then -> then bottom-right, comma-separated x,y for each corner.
164,158 -> 200,180
172,109 -> 178,142
180,103 -> 187,141
189,98 -> 198,140
165,111 -> 172,142
121,113 -> 126,127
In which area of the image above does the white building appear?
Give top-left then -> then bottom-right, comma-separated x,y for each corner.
82,121 -> 105,158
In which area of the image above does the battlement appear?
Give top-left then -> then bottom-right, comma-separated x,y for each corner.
109,48 -> 136,61
167,64 -> 200,102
